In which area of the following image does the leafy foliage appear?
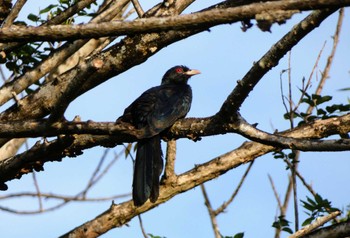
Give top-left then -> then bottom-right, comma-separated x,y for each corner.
215,232 -> 244,238
301,193 -> 339,226
148,234 -> 166,238
1,42 -> 49,75
283,91 -> 350,126
232,232 -> 245,238
1,0 -> 97,76
336,205 -> 350,223
272,215 -> 293,234
273,150 -> 298,170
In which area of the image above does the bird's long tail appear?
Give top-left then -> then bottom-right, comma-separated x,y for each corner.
133,135 -> 163,206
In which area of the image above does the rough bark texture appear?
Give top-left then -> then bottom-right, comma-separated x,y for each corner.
0,0 -> 349,237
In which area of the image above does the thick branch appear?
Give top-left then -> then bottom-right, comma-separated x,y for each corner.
235,114 -> 350,151
289,210 -> 341,238
0,2 -> 335,151
0,0 -> 130,108
1,0 -> 27,27
0,0 -> 348,42
0,0 -> 197,150
0,0 -> 98,52
301,219 -> 350,238
0,112 -> 348,142
1,112 -> 350,193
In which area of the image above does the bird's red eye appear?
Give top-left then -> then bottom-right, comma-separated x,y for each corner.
175,67 -> 183,73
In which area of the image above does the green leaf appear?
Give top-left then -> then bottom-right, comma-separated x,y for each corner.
301,200 -> 315,212
338,87 -> 350,91
272,215 -> 292,234
302,217 -> 314,226
317,108 -> 327,116
273,151 -> 286,159
288,152 -> 296,159
301,98 -> 315,106
282,227 -> 293,234
27,13 -> 40,22
283,112 -> 299,120
312,94 -> 332,105
39,4 -> 58,14
147,234 -> 165,238
314,193 -> 324,205
233,232 -> 244,238
300,112 -> 310,118
338,104 -> 350,112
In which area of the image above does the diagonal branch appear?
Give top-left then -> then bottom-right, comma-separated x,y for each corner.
0,0 -> 130,107
301,219 -> 350,238
217,8 -> 337,118
0,3 -> 336,149
0,1 -> 347,187
1,0 -> 27,27
289,210 -> 341,238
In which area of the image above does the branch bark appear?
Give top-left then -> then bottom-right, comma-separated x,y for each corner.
289,211 -> 341,238
0,0 -> 348,42
301,219 -> 350,238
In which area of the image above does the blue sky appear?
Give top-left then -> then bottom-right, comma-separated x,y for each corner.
1,1 -> 350,238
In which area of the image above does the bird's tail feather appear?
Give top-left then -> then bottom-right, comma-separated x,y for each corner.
133,135 -> 163,206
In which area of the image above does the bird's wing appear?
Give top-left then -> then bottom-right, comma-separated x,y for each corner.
120,84 -> 192,136
148,84 -> 192,133
120,86 -> 159,126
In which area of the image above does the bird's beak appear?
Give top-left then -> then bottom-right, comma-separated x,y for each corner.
185,69 -> 201,76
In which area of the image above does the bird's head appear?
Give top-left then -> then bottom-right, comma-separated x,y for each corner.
161,65 -> 200,85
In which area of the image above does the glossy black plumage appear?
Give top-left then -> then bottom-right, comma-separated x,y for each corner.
119,65 -> 200,206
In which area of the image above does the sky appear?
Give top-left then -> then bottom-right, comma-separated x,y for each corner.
1,1 -> 350,238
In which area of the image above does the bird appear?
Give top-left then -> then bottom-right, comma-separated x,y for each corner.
118,65 -> 200,206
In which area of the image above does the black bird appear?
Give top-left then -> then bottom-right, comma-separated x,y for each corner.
119,65 -> 200,206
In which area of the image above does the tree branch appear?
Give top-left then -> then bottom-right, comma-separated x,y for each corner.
301,219 -> 350,238
0,109 -> 346,233
235,114 -> 350,151
0,0 -> 130,107
0,0 -> 348,43
289,210 -> 341,238
201,184 -> 221,238
217,8 -> 337,118
1,0 -> 27,27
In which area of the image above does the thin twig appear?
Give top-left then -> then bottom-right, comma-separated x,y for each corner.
274,175 -> 293,238
291,153 -> 299,231
0,192 -> 130,201
138,215 -> 149,238
27,138 -> 43,211
82,148 -> 110,198
299,41 -> 326,116
214,161 -> 254,215
0,147 -> 126,214
282,175 -> 293,216
32,172 -> 43,211
131,0 -> 144,17
268,174 -> 283,211
201,184 -> 221,238
313,8 -> 344,97
288,51 -> 294,128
